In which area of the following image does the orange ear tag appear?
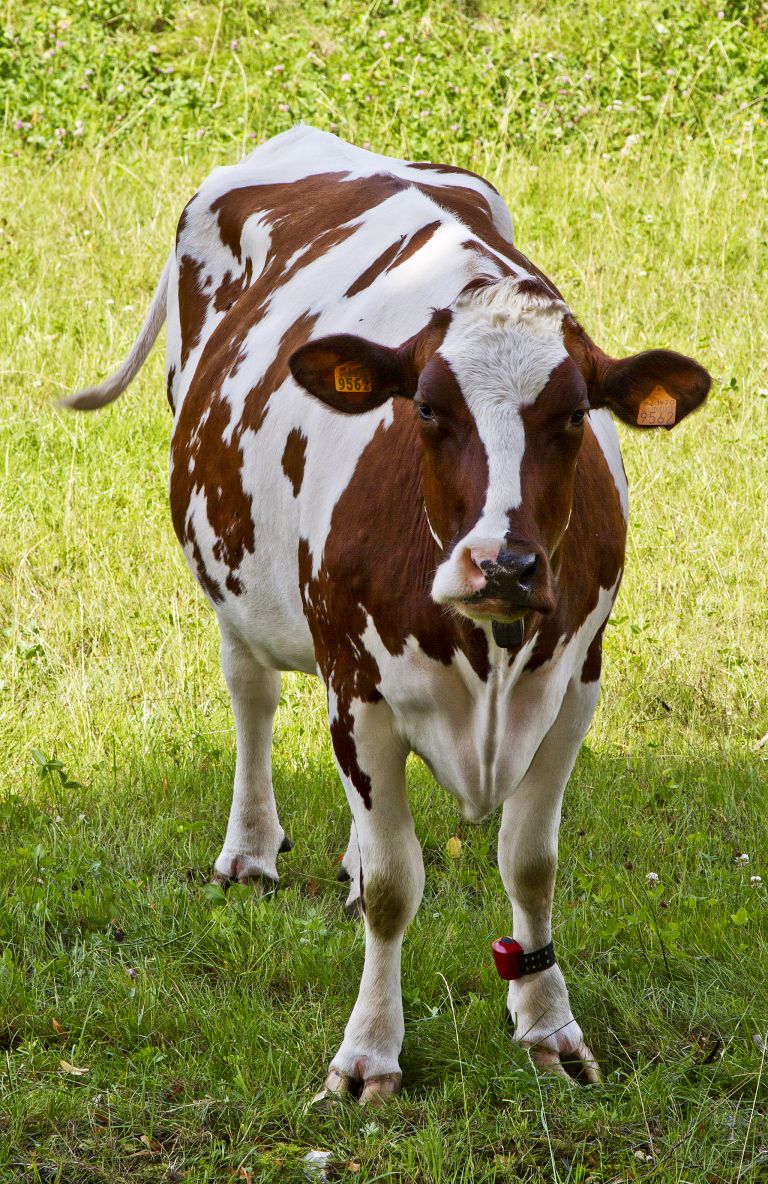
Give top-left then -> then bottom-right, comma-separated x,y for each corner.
637,385 -> 676,426
334,364 -> 373,394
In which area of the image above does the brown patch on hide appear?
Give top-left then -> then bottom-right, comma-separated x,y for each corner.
297,537 -> 381,809
185,518 -> 223,604
406,160 -> 502,195
418,356 -> 490,556
178,255 -> 208,370
524,419 -> 625,671
388,219 -> 442,271
281,428 -> 307,496
345,236 -> 408,298
581,622 -> 606,683
166,364 -> 176,411
213,264 -> 253,313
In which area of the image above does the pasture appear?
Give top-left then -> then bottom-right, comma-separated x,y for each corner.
1,1 -> 767,1180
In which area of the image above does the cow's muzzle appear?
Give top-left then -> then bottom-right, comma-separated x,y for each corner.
459,541 -> 555,618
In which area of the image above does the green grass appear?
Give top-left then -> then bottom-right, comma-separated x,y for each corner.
1,1 -> 768,1180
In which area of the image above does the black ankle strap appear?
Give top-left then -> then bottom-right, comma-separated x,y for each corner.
492,937 -> 556,980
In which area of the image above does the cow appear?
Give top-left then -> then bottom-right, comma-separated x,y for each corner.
65,125 -> 710,1104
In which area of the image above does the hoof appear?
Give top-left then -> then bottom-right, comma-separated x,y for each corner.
279,833 -> 293,853
359,1072 -> 401,1106
335,863 -> 351,882
311,1068 -> 401,1109
211,854 -> 279,892
211,870 -> 279,894
526,1040 -> 602,1086
309,1067 -> 353,1110
212,850 -> 281,889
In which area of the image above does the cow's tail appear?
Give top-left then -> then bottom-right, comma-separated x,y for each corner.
61,251 -> 172,411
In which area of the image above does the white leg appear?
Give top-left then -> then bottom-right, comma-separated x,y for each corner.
317,698 -> 424,1106
213,626 -> 287,887
498,677 -> 601,1083
337,818 -> 363,917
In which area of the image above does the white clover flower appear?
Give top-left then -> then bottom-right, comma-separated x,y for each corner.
646,872 -> 660,887
750,876 -> 762,887
736,853 -> 750,865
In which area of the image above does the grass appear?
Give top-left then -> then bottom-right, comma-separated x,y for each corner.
1,0 -> 768,1180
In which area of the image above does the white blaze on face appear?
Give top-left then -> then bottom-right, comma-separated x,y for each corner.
431,281 -> 571,605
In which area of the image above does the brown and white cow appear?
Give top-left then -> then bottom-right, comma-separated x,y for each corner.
66,126 -> 710,1101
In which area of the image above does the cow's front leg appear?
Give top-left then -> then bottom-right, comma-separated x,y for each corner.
498,679 -> 601,1083
316,698 -> 423,1106
212,626 -> 288,888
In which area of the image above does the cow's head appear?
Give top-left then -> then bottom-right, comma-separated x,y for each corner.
290,277 -> 710,628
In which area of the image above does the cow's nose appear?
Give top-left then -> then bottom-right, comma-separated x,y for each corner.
490,546 -> 538,586
467,543 -> 541,602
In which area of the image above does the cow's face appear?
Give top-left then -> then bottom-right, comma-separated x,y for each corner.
418,286 -> 583,623
290,277 -> 710,628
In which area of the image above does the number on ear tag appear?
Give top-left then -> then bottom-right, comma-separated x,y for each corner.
334,364 -> 373,394
637,385 -> 676,426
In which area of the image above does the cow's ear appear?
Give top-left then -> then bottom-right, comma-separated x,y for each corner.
289,334 -> 415,413
563,318 -> 711,430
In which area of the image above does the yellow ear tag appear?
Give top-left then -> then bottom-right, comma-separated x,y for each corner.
637,385 -> 676,426
334,364 -> 373,394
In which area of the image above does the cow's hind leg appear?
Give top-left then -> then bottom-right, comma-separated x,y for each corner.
213,627 -> 288,889
498,677 -> 601,1083
315,697 -> 423,1106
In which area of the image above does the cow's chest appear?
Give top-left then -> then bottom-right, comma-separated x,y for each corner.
356,587 -> 613,821
404,657 -> 571,821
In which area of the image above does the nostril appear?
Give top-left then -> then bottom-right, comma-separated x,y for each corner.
517,554 -> 537,583
497,547 -> 538,585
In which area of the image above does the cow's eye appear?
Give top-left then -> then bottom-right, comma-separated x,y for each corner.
569,408 -> 587,427
417,402 -> 435,422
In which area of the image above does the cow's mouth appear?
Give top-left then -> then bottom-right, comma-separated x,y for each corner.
456,594 -> 529,621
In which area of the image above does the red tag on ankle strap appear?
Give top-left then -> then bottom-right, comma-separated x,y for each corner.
492,937 -> 523,980
492,937 -> 556,980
